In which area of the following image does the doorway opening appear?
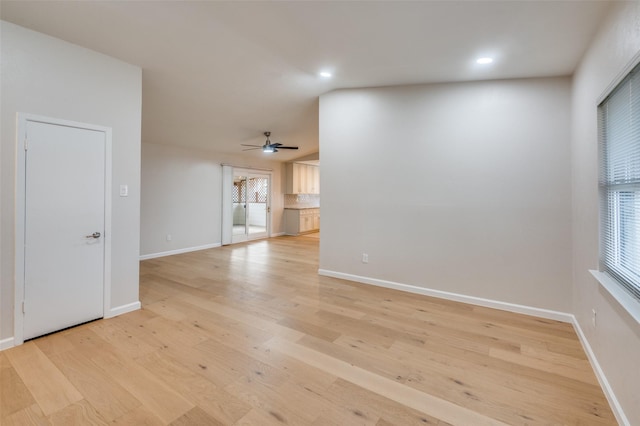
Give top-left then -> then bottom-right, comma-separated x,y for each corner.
232,174 -> 270,243
222,166 -> 271,245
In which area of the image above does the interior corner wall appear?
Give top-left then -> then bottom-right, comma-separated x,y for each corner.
140,142 -> 286,257
0,21 -> 142,341
319,77 -> 572,313
571,2 -> 640,423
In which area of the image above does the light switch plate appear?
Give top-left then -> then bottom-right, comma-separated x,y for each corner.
119,184 -> 128,197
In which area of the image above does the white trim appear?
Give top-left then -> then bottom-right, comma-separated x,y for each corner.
14,113 -> 113,346
317,269 -> 573,323
271,232 -> 286,237
220,163 -> 273,172
103,127 -> 113,321
221,165 -> 233,246
15,114 -> 26,345
140,243 -> 222,260
589,270 -> 640,326
572,316 -> 630,426
105,301 -> 141,319
0,337 -> 15,351
597,49 -> 640,105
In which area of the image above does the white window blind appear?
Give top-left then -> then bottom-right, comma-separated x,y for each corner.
599,62 -> 640,301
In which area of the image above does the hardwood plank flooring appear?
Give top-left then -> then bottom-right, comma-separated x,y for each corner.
4,342 -> 83,416
1,234 -> 616,425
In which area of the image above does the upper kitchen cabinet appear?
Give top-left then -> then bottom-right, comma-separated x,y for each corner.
286,162 -> 319,194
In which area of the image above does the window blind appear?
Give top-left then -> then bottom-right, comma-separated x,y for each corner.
599,62 -> 640,300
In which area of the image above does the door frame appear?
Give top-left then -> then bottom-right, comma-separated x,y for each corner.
232,169 -> 271,243
14,113 -> 112,346
221,166 -> 272,245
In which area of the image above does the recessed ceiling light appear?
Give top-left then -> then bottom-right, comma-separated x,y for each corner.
476,57 -> 494,65
319,71 -> 332,78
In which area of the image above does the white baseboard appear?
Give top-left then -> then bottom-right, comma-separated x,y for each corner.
572,318 -> 629,426
271,232 -> 286,237
317,269 -> 573,323
0,303 -> 141,351
140,243 -> 221,260
0,337 -> 15,351
105,301 -> 141,318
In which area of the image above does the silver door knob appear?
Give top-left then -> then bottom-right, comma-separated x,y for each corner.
86,232 -> 101,239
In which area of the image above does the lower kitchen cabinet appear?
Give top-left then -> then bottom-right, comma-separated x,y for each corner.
284,208 -> 320,235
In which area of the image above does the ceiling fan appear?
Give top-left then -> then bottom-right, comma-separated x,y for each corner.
241,132 -> 299,153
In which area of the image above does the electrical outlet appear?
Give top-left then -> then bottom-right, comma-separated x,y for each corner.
362,253 -> 368,263
592,308 -> 597,327
166,234 -> 172,242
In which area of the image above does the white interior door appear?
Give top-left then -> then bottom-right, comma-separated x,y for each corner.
23,120 -> 106,340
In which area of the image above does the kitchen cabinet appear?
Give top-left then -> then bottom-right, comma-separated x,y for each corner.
284,208 -> 320,235
306,165 -> 319,194
286,163 -> 319,194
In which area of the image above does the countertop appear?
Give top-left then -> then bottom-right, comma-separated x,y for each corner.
284,207 -> 320,210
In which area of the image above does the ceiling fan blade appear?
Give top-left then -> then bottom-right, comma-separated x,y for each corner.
240,132 -> 295,153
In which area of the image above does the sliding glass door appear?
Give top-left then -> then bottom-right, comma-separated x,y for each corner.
231,172 -> 270,244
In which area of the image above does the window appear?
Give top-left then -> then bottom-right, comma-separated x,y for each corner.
599,62 -> 640,301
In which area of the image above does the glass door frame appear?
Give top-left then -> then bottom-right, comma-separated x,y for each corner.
229,168 -> 271,244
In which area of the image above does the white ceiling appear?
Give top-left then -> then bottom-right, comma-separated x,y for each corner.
1,1 -> 611,161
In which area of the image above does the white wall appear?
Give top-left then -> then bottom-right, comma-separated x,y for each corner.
140,143 -> 285,257
571,2 -> 640,424
141,144 -> 221,255
0,22 -> 142,341
319,77 -> 572,313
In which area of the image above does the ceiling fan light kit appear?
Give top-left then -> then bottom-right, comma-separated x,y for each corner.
241,131 -> 299,153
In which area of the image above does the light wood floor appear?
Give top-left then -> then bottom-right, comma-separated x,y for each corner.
1,235 -> 616,425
